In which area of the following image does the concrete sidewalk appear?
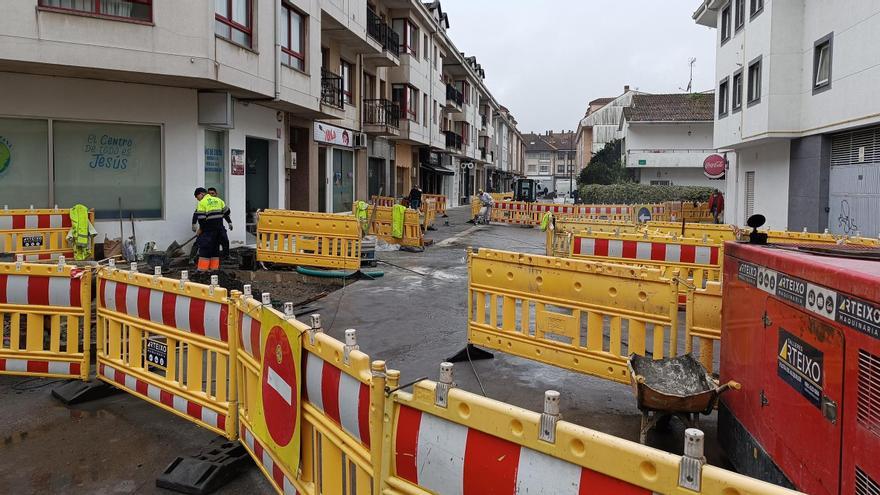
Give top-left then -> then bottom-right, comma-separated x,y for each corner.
0,205 -> 726,494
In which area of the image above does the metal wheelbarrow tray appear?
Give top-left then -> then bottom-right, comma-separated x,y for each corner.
628,353 -> 739,443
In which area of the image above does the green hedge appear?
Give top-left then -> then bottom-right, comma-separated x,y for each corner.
578,184 -> 715,204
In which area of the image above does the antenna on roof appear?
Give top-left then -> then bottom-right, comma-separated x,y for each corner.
679,58 -> 696,93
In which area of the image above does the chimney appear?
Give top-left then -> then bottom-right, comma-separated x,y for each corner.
624,85 -> 630,93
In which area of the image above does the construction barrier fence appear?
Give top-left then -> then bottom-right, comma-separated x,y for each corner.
256,209 -> 362,270
359,204 -> 423,248
685,281 -> 722,372
468,248 -> 682,384
0,260 -> 91,379
96,265 -> 237,439
422,193 -> 448,215
0,207 -> 95,261
0,260 -> 802,495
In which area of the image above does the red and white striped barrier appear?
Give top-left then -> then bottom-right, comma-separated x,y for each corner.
240,423 -> 300,495
0,213 -> 71,231
0,273 -> 82,307
572,237 -> 720,265
20,252 -> 75,262
303,352 -> 371,447
99,362 -> 227,432
394,405 -> 650,494
98,279 -> 229,342
0,358 -> 81,375
239,310 -> 263,361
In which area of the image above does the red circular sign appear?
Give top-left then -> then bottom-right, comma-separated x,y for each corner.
261,325 -> 297,447
703,154 -> 727,179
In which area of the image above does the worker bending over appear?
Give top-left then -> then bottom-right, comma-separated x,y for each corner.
192,187 -> 230,271
207,187 -> 233,258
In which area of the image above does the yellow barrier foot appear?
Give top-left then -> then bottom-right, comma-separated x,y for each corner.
51,379 -> 121,406
446,343 -> 494,363
156,436 -> 251,495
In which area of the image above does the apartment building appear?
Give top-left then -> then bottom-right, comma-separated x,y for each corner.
523,130 -> 577,196
621,93 -> 722,187
694,0 -> 880,235
574,87 -> 639,169
0,0 -> 520,248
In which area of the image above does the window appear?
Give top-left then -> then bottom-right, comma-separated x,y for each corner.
750,0 -> 763,18
539,165 -> 549,173
456,81 -> 471,104
718,77 -> 729,117
557,152 -> 567,161
720,3 -> 731,43
813,33 -> 833,93
734,0 -> 744,30
392,84 -> 418,121
556,163 -> 565,174
281,4 -> 306,71
433,100 -> 438,124
38,0 -> 152,22
461,122 -> 470,145
204,130 -> 226,199
745,171 -> 755,217
216,0 -> 252,47
423,34 -> 429,60
732,69 -> 743,111
422,94 -> 428,126
528,164 -> 537,173
434,47 -> 439,70
392,19 -> 419,57
0,117 -> 50,208
747,56 -> 762,105
340,60 -> 354,104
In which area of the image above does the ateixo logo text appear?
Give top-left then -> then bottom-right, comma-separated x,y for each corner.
779,337 -> 822,385
0,135 -> 11,176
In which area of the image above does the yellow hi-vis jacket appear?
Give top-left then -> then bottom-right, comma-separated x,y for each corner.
193,195 -> 229,231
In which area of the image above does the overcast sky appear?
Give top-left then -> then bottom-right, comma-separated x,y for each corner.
441,0 -> 717,133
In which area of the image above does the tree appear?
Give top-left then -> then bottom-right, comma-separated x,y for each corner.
577,139 -> 631,186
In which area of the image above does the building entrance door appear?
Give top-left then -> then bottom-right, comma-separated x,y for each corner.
245,137 -> 269,240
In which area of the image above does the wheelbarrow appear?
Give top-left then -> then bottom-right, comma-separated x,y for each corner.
628,353 -> 740,444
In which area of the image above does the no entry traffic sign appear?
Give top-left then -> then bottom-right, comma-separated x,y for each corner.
261,324 -> 298,446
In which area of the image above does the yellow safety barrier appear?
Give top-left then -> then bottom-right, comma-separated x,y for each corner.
370,195 -> 396,208
661,202 -> 714,223
647,221 -> 739,243
685,281 -> 722,374
422,193 -> 448,215
0,260 -> 92,379
234,294 -> 382,495
489,191 -> 513,201
467,248 -> 681,384
256,209 -> 361,270
489,199 -> 535,225
360,205 -> 423,248
0,207 -> 94,261
383,374 -> 799,495
546,217 -> 642,256
420,197 -> 438,231
96,266 -> 238,439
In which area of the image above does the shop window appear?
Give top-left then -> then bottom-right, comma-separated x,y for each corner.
53,121 -> 162,219
0,118 -> 50,208
38,0 -> 152,22
204,130 -> 226,199
215,0 -> 252,48
281,3 -> 306,71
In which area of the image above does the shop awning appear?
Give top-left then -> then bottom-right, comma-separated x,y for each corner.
420,162 -> 455,176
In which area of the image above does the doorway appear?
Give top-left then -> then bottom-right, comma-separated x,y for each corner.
368,157 -> 386,198
245,137 -> 269,238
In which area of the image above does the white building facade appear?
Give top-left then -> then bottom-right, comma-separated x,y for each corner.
695,0 -> 880,235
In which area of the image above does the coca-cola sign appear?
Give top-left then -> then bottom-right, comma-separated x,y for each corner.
314,122 -> 352,147
703,154 -> 726,179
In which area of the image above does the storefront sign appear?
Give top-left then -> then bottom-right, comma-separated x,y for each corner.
314,122 -> 352,147
0,135 -> 12,176
703,154 -> 726,179
231,149 -> 245,176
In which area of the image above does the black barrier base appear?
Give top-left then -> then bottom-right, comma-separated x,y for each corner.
157,437 -> 252,495
447,344 -> 494,363
51,379 -> 120,405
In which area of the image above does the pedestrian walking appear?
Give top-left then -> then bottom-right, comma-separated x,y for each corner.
477,189 -> 494,224
709,189 -> 725,224
207,187 -> 233,258
192,187 -> 229,272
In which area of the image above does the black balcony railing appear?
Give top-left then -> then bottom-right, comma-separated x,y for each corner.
446,84 -> 463,106
321,68 -> 344,109
445,131 -> 463,151
367,9 -> 400,58
363,99 -> 400,129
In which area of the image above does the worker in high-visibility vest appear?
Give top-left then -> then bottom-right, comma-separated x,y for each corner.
192,187 -> 229,271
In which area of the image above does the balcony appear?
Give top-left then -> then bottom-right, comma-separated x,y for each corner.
363,99 -> 400,137
444,131 -> 463,152
444,84 -> 463,110
365,9 -> 400,66
321,68 -> 344,110
480,147 -> 487,161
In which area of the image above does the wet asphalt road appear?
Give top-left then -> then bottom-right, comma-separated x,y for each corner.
0,206 -> 726,494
